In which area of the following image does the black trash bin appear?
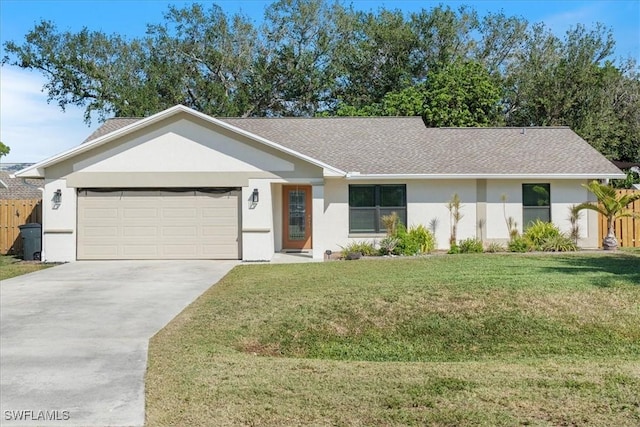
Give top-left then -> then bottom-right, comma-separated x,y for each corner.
19,223 -> 42,261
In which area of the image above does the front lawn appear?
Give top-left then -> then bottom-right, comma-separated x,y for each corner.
0,255 -> 52,281
146,253 -> 640,426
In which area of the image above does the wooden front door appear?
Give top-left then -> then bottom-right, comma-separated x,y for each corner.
282,185 -> 312,250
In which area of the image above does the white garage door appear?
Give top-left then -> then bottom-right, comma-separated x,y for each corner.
77,189 -> 241,260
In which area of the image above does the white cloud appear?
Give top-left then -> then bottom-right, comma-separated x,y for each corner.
0,67 -> 100,163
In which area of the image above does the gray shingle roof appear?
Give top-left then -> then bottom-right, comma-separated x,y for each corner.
83,116 -> 622,176
0,171 -> 43,199
82,118 -> 141,143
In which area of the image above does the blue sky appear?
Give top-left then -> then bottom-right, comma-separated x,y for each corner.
1,0 -> 639,163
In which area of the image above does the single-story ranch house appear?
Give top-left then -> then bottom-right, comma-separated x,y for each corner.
15,105 -> 624,262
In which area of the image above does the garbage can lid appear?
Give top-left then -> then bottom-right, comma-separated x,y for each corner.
18,223 -> 42,229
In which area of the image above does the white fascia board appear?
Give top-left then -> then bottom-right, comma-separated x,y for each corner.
15,104 -> 346,178
345,173 -> 627,180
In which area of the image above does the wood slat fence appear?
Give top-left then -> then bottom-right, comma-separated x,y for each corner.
0,199 -> 42,255
598,189 -> 640,248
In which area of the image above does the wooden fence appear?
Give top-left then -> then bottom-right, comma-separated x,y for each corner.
598,189 -> 640,248
0,199 -> 42,255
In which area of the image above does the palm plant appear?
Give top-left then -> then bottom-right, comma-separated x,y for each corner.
576,181 -> 640,250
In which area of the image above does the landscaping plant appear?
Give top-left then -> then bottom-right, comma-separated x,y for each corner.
576,180 -> 640,250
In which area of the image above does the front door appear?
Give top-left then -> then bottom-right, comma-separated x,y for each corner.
283,185 -> 312,250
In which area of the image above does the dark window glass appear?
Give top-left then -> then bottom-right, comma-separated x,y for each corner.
349,185 -> 406,233
523,184 -> 551,227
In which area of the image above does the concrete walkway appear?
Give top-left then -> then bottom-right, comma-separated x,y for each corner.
0,260 -> 237,427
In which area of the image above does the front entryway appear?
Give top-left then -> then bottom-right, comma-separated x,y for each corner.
282,185 -> 312,250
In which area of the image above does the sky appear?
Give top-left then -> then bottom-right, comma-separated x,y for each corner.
0,0 -> 639,163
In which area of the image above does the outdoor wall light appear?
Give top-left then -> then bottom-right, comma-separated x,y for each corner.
53,189 -> 62,205
251,188 -> 259,203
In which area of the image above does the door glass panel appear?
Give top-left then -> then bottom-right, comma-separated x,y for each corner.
288,190 -> 306,241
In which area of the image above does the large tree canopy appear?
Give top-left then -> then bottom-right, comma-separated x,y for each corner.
2,0 -> 639,161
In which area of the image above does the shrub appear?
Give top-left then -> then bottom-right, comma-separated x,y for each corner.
340,241 -> 377,258
379,236 -> 399,256
388,224 -> 436,256
540,234 -> 578,252
508,236 -> 532,252
458,238 -> 484,253
447,243 -> 461,254
408,224 -> 436,254
523,220 -> 560,249
484,242 -> 505,253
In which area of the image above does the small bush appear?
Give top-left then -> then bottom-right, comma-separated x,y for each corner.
523,220 -> 560,249
408,224 -> 436,254
340,241 -> 377,258
447,243 -> 461,254
484,242 -> 505,253
458,238 -> 484,253
508,236 -> 532,252
379,237 -> 399,255
389,224 -> 436,256
541,234 -> 578,252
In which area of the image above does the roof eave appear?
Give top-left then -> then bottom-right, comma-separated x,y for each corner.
345,173 -> 627,180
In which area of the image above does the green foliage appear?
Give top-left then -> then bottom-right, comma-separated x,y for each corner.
540,234 -> 578,252
523,220 -> 560,248
508,236 -> 532,253
383,223 -> 435,256
0,142 -> 9,158
447,243 -> 460,254
378,236 -> 399,256
340,241 -> 377,258
422,60 -> 502,127
408,224 -> 436,254
612,169 -> 640,189
484,242 -> 505,253
577,180 -> 640,249
458,238 -> 484,253
3,1 -> 638,162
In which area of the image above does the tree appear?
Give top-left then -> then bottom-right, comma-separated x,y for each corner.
576,181 -> 640,250
422,60 -> 502,127
0,142 -> 9,159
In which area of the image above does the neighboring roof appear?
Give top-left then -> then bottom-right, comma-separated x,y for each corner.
19,105 -> 625,179
0,171 -> 43,199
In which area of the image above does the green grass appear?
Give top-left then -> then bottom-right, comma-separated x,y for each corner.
0,255 -> 52,281
146,253 -> 640,426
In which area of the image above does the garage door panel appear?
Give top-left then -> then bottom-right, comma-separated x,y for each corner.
122,226 -> 158,237
123,208 -> 159,218
162,208 -> 197,218
122,245 -> 160,257
78,189 -> 240,260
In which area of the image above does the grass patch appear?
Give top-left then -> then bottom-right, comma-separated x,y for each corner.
146,253 -> 640,426
0,255 -> 52,281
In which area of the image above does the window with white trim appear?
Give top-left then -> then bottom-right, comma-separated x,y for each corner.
522,183 -> 550,227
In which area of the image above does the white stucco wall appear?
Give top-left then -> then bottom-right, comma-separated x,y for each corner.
241,179 -> 275,262
321,178 -> 598,252
322,179 -> 478,251
485,179 -> 596,247
41,179 -> 76,262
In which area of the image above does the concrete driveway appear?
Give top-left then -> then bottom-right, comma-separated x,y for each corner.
0,260 -> 237,427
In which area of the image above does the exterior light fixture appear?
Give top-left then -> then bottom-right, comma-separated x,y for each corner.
53,189 -> 62,204
251,188 -> 259,203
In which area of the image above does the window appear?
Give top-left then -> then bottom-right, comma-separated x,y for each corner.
522,183 -> 550,227
349,185 -> 406,233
